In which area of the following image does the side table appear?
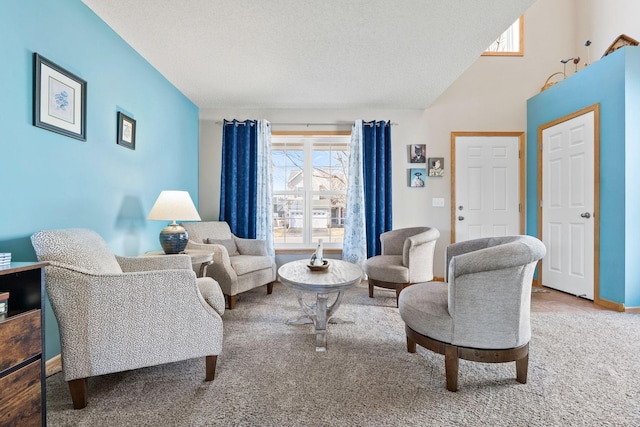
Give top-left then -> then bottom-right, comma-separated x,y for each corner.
278,259 -> 362,352
143,249 -> 213,278
0,262 -> 47,426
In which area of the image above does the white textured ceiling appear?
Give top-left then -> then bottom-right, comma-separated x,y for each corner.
81,0 -> 535,109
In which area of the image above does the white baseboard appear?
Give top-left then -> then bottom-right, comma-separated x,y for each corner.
46,354 -> 62,377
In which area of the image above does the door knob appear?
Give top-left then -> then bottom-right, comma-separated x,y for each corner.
580,212 -> 591,218
458,216 -> 464,221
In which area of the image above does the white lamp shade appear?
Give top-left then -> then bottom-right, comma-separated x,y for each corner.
147,191 -> 201,222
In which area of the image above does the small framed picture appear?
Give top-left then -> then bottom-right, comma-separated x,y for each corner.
428,157 -> 445,177
117,112 -> 136,150
33,53 -> 87,141
409,168 -> 426,187
409,144 -> 426,163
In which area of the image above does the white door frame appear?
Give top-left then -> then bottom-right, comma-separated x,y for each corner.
450,131 -> 525,243
537,104 -> 601,303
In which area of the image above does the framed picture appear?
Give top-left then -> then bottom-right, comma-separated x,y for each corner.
409,144 -> 426,163
33,53 -> 87,141
117,112 -> 136,150
409,168 -> 426,187
428,157 -> 445,177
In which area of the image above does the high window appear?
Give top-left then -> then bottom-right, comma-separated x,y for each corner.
272,132 -> 350,249
483,16 -> 524,56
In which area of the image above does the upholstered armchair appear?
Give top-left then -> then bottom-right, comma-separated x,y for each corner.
31,228 -> 224,409
182,221 -> 276,309
398,235 -> 546,391
363,226 -> 440,307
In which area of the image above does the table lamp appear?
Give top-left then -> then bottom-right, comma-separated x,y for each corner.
147,190 -> 201,254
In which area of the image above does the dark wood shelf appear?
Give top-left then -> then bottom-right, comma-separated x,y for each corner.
0,262 -> 47,426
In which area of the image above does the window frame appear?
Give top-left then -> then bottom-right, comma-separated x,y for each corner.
482,15 -> 524,57
271,130 -> 351,250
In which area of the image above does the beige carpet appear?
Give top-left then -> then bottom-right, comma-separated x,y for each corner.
46,282 -> 640,426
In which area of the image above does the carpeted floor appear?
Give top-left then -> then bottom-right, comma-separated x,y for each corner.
46,282 -> 640,426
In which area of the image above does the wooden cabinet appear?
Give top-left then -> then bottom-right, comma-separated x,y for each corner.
0,262 -> 47,427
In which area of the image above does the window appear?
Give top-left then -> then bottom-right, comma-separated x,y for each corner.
483,16 -> 524,56
272,132 -> 350,249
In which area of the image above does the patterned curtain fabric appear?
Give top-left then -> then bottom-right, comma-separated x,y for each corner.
342,120 -> 367,266
255,120 -> 275,257
362,120 -> 393,257
219,119 -> 257,238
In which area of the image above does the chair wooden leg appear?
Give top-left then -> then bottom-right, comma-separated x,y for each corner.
406,336 -> 416,353
205,355 -> 217,381
267,282 -> 273,295
444,345 -> 459,392
68,378 -> 88,409
516,353 -> 528,384
368,281 -> 374,298
395,284 -> 405,308
228,295 -> 237,310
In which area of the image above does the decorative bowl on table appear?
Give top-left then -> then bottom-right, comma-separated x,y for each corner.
307,260 -> 329,271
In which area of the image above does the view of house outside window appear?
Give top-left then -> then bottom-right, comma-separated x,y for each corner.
272,134 -> 350,248
483,16 -> 523,56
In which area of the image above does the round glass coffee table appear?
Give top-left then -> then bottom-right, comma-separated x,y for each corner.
278,259 -> 362,352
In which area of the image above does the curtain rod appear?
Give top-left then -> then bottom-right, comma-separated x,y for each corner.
214,121 -> 398,126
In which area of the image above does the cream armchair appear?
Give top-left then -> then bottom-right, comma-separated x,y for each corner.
182,221 -> 276,309
363,226 -> 440,307
398,235 -> 546,391
31,228 -> 224,409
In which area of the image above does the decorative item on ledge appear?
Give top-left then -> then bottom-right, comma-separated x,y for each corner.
602,34 -> 639,58
540,72 -> 565,92
147,191 -> 201,254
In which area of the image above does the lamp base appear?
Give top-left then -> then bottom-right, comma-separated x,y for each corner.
159,224 -> 189,254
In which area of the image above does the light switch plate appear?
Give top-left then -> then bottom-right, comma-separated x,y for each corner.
432,198 -> 445,207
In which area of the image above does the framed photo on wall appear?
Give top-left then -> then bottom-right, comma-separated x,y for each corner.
117,112 -> 136,150
409,144 -> 426,163
33,53 -> 87,141
409,168 -> 426,187
428,157 -> 445,177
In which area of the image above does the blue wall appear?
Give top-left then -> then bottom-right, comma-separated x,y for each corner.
624,50 -> 640,306
526,47 -> 640,308
0,0 -> 200,358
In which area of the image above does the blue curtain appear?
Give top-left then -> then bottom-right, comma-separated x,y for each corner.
219,119 -> 257,238
362,120 -> 393,257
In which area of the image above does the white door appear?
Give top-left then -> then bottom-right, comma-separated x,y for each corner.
541,110 -> 595,299
453,133 -> 523,242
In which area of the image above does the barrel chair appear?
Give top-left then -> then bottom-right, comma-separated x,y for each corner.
398,235 -> 546,391
363,226 -> 440,307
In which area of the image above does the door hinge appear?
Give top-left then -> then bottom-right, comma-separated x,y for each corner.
540,200 -> 543,207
